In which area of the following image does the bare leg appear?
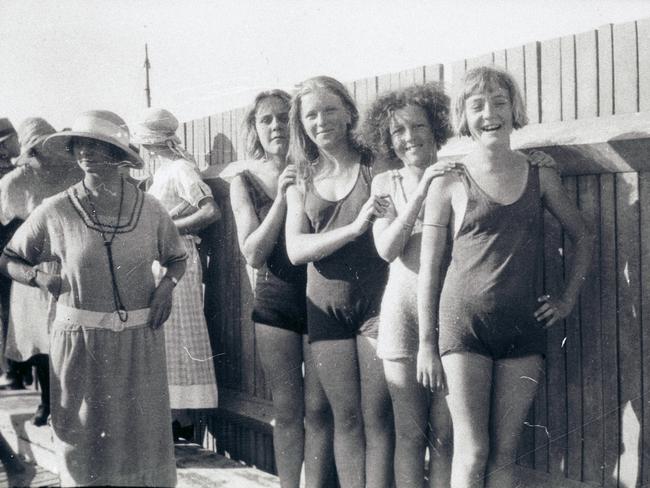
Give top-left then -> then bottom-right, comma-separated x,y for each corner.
441,353 -> 493,488
357,336 -> 394,488
427,392 -> 452,488
303,335 -> 337,488
383,357 -> 429,487
311,339 -> 365,488
256,323 -> 305,488
485,355 -> 544,488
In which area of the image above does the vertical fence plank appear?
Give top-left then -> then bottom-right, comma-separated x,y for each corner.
451,60 -> 466,88
377,73 -> 392,95
578,175 -> 604,486
598,24 -> 615,117
540,37 -> 562,123
599,174 -> 619,488
506,45 -> 527,107
185,119 -> 195,156
208,114 -> 220,167
575,30 -> 599,119
561,36 -> 577,121
494,49 -> 507,70
563,177 -> 583,482
424,64 -> 443,83
639,172 -> 650,487
638,19 -> 650,111
615,172 -> 642,488
524,42 -> 541,124
613,21 -> 639,114
544,205 -> 568,477
398,68 -> 418,88
390,71 -> 401,91
193,117 -> 205,168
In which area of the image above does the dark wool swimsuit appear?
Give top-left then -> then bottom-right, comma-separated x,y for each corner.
240,170 -> 308,334
438,163 -> 546,360
303,156 -> 388,343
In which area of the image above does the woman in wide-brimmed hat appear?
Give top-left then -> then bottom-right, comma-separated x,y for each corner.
132,107 -> 219,438
0,117 -> 83,426
0,110 -> 186,487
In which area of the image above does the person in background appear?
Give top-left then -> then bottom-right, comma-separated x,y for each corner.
418,66 -> 593,488
133,108 -> 219,441
0,110 -> 185,486
364,83 -> 456,488
229,89 -> 335,488
285,76 -> 394,488
0,118 -> 82,426
0,119 -> 19,178
0,118 -> 23,391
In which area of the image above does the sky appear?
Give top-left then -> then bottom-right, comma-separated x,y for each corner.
3,0 -> 650,130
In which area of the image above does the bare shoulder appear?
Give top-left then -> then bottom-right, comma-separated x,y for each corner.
428,171 -> 461,201
371,170 -> 392,194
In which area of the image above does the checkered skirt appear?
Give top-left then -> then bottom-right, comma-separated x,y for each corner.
160,236 -> 218,409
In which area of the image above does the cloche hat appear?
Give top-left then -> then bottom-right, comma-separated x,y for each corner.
18,117 -> 56,155
44,110 -> 143,169
131,107 -> 181,146
0,118 -> 17,143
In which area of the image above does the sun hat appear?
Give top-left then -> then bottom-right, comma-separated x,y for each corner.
131,107 -> 182,146
44,110 -> 143,169
17,118 -> 56,155
0,118 -> 17,143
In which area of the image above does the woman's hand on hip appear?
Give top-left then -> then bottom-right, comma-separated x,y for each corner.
148,279 -> 175,329
416,343 -> 447,393
535,294 -> 574,328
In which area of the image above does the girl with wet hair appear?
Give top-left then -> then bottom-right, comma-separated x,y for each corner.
285,75 -> 394,488
229,89 -> 334,488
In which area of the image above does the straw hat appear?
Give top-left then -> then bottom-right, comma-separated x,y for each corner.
131,107 -> 181,146
0,118 -> 17,143
44,110 -> 143,169
17,117 -> 56,155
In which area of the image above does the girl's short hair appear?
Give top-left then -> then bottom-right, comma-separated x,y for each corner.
452,66 -> 528,137
362,82 -> 452,162
288,76 -> 365,184
243,89 -> 292,160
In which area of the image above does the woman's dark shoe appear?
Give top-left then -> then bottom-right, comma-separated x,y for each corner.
31,404 -> 50,426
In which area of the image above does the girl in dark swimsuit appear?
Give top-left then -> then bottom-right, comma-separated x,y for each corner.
230,90 -> 334,488
285,76 -> 394,488
418,66 -> 593,488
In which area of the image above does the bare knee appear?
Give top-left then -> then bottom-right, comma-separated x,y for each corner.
273,396 -> 304,429
455,441 -> 489,475
362,399 -> 393,438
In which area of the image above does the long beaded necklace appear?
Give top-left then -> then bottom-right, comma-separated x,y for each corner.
82,177 -> 128,322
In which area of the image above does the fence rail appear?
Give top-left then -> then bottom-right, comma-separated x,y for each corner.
147,18 -> 650,487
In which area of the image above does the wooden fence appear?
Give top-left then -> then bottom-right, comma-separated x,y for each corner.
141,17 -> 650,488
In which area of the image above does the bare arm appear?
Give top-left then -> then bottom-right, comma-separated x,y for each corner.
535,166 -> 594,326
417,176 -> 453,390
373,162 -> 458,262
174,197 -> 221,235
230,168 -> 294,269
0,253 -> 61,295
285,185 -> 388,265
149,259 -> 186,329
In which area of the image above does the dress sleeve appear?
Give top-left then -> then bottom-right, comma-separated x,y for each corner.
0,171 -> 25,226
154,202 -> 188,266
3,203 -> 55,265
174,163 -> 214,208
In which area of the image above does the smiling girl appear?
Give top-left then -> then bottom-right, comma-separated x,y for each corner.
229,90 -> 334,488
417,67 -> 593,488
285,76 -> 394,488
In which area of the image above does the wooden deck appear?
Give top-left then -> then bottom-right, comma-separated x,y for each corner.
0,389 -> 279,488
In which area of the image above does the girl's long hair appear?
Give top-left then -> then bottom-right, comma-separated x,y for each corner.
288,76 -> 365,187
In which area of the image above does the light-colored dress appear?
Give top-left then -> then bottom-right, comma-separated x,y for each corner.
4,183 -> 186,487
0,163 -> 81,362
148,155 -> 218,409
376,169 -> 425,360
